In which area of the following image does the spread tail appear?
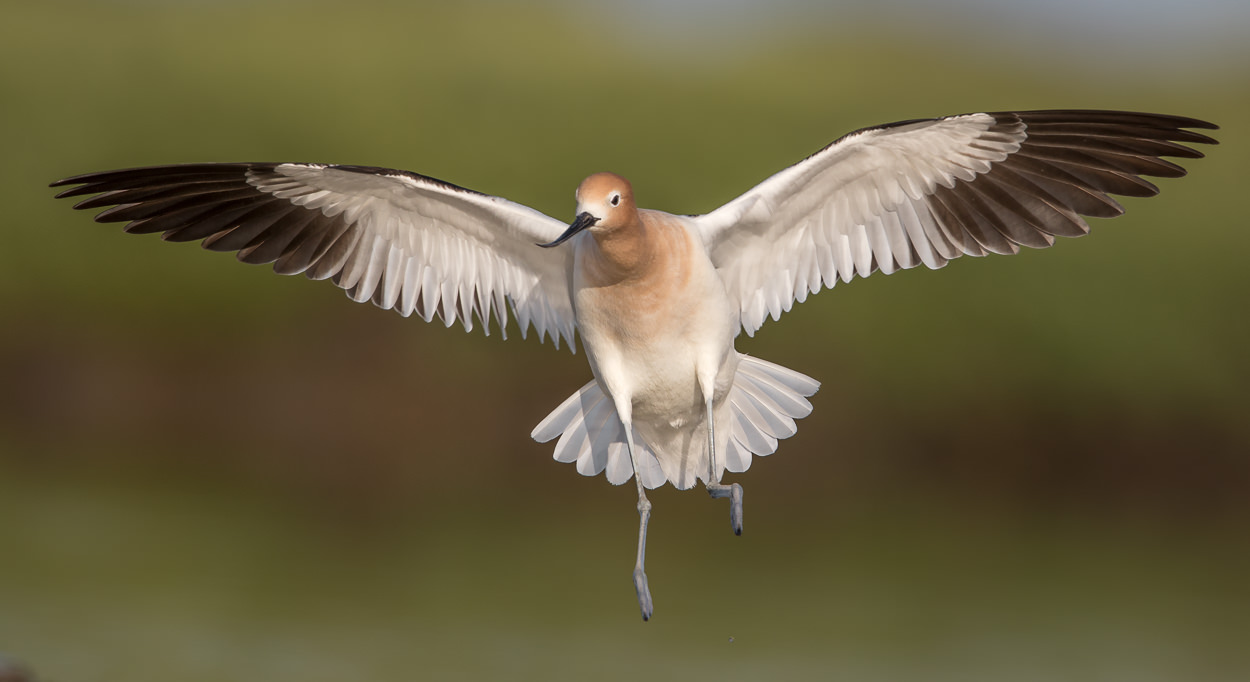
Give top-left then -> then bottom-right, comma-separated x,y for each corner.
532,354 -> 819,490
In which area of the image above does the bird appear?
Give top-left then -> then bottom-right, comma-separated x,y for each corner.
51,109 -> 1217,620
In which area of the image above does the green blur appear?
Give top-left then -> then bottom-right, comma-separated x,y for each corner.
2,2 -> 1248,680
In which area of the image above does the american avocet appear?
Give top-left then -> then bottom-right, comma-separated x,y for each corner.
52,110 -> 1216,620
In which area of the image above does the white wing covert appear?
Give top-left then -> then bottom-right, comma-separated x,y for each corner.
693,110 -> 1218,336
52,163 -> 578,348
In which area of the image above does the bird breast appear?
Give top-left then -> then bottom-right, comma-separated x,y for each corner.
572,211 -> 737,417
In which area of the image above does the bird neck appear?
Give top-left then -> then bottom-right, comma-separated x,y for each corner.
583,216 -> 655,285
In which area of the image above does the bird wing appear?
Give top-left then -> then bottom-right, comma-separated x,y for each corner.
52,163 -> 578,348
692,110 -> 1217,336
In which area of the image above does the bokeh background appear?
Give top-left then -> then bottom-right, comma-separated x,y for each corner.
2,1 -> 1248,680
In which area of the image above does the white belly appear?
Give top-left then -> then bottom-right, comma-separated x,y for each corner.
584,301 -> 725,425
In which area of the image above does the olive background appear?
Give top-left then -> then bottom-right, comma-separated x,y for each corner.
1,2 -> 1247,680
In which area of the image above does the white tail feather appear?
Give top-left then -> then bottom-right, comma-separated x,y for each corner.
531,355 -> 819,490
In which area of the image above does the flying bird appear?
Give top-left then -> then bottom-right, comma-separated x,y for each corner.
51,109 -> 1217,620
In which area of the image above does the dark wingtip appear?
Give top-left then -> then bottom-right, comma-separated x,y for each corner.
1187,130 -> 1220,146
50,175 -> 94,195
50,171 -> 104,188
49,167 -> 126,189
1153,113 -> 1219,132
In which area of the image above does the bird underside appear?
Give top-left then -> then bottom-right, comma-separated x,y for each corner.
532,353 -> 820,489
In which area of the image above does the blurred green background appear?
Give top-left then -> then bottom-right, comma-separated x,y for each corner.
2,1 -> 1248,680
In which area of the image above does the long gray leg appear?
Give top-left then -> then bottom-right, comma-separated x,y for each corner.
703,397 -> 744,535
622,419 -> 654,621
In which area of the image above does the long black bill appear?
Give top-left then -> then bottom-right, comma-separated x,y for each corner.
537,211 -> 599,248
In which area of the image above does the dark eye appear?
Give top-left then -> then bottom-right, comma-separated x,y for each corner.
610,193 -> 620,206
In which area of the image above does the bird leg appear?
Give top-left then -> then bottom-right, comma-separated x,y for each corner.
703,396 -> 743,535
623,423 -> 654,621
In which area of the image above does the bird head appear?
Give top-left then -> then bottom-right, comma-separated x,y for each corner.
538,172 -> 635,248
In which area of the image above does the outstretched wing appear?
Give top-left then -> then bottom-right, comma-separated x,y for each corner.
52,163 -> 578,348
693,110 -> 1218,336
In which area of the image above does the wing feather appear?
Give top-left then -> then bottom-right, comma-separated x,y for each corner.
52,162 -> 577,348
694,110 -> 1217,336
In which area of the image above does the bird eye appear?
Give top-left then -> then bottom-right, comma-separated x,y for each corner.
610,193 -> 621,206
